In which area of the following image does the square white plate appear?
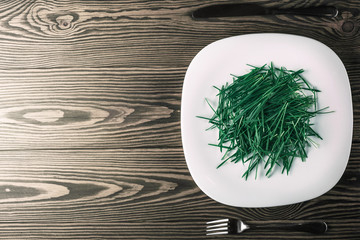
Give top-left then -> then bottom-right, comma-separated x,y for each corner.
181,33 -> 353,207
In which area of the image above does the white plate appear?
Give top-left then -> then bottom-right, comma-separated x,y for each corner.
181,33 -> 353,207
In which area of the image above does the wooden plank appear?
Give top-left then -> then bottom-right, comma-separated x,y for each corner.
0,219 -> 358,239
0,67 -> 183,150
0,148 -> 358,239
0,0 -> 357,69
0,148 -> 357,219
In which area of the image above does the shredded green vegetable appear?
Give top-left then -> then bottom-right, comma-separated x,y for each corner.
198,63 -> 330,180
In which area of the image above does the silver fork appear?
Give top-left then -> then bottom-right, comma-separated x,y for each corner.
206,218 -> 328,235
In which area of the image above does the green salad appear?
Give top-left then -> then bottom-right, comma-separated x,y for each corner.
198,63 -> 331,180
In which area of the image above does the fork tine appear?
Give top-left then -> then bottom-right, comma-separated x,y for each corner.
206,218 -> 229,225
206,231 -> 229,236
207,223 -> 228,229
207,227 -> 228,232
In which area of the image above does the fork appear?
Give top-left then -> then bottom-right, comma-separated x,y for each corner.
206,218 -> 328,235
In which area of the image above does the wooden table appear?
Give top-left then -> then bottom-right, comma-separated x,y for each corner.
0,0 -> 358,239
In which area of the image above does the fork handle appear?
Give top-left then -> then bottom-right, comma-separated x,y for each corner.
250,221 -> 327,234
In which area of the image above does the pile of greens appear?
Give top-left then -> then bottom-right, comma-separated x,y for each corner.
199,63 -> 330,180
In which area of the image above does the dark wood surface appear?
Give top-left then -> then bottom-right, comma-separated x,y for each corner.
0,0 -> 358,239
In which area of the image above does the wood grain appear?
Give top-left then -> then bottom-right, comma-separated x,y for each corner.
0,0 -> 358,239
0,0 -> 357,69
0,67 -> 183,150
0,148 -> 357,239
